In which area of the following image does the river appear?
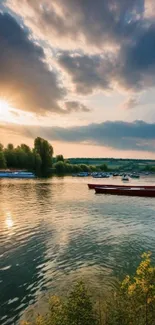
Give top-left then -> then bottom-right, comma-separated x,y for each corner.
0,176 -> 155,324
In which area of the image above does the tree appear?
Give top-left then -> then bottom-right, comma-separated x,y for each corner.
34,152 -> 42,176
56,155 -> 64,162
15,148 -> 27,169
100,164 -> 108,172
72,164 -> 82,174
4,148 -> 17,168
80,164 -> 91,172
20,144 -> 31,153
0,143 -> 3,151
34,137 -> 53,176
0,151 -> 7,168
54,161 -> 66,174
7,143 -> 14,150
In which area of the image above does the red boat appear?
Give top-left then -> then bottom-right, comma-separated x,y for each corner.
95,186 -> 155,197
88,183 -> 155,190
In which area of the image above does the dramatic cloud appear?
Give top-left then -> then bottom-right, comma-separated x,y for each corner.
0,12 -> 90,116
57,21 -> 155,94
2,0 -> 155,103
0,12 -> 66,115
1,120 -> 155,152
57,53 -> 116,94
1,0 -> 155,160
5,0 -> 143,50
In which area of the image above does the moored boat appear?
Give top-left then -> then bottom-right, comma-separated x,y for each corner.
88,183 -> 155,190
95,186 -> 155,197
0,171 -> 36,178
130,174 -> 140,179
122,175 -> 129,181
92,173 -> 110,178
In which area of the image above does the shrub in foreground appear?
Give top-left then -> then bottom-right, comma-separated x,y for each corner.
21,253 -> 155,325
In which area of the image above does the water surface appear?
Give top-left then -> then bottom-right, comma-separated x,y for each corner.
0,176 -> 155,324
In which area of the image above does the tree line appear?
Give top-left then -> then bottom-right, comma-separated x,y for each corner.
0,137 -> 108,177
22,252 -> 155,325
0,138 -> 53,176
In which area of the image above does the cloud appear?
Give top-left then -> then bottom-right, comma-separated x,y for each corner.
5,0 -> 143,50
64,101 -> 90,113
57,21 -> 155,95
1,120 -> 155,152
122,96 -> 140,109
57,53 -> 116,94
0,12 -> 66,115
2,0 -> 155,109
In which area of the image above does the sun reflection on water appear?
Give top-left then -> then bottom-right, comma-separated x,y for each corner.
5,213 -> 14,229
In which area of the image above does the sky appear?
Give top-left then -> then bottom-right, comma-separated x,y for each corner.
1,0 -> 155,158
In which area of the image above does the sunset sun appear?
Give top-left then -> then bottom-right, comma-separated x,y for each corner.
0,99 -> 12,114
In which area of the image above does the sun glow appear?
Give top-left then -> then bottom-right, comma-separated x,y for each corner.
0,98 -> 13,121
0,99 -> 12,111
0,98 -> 20,123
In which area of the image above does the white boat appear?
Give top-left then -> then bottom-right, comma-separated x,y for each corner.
122,175 -> 129,181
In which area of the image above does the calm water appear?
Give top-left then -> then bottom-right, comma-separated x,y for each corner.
0,176 -> 155,324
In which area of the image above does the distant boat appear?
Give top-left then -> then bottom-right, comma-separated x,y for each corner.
92,173 -> 110,178
130,174 -> 140,179
77,172 -> 89,177
92,174 -> 103,178
95,186 -> 155,197
0,171 -> 36,179
122,175 -> 129,181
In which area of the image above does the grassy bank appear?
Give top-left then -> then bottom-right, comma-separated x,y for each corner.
21,253 -> 155,325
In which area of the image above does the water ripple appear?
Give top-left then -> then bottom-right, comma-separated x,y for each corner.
0,177 -> 155,324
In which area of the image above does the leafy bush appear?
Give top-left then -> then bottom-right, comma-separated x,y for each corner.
21,253 -> 155,325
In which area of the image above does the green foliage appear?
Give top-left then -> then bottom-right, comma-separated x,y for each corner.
33,152 -> 42,176
79,164 -> 91,172
34,137 -> 53,176
21,253 -> 155,325
53,161 -> 66,174
65,281 -> 98,325
56,155 -> 64,162
0,143 -> 3,151
20,144 -> 31,153
7,143 -> 14,150
22,282 -> 97,325
100,164 -> 108,172
0,151 -> 6,168
4,147 -> 18,168
106,252 -> 155,325
1,138 -> 50,176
